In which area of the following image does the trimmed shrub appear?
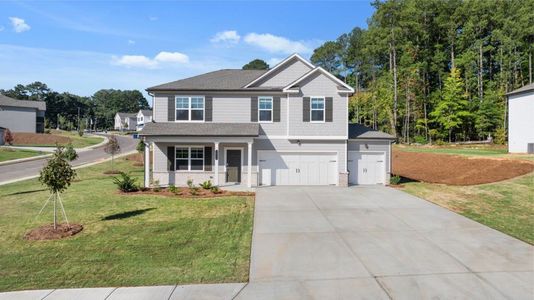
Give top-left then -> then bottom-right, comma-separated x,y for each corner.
210,186 -> 221,194
186,179 -> 194,189
113,172 -> 139,192
63,143 -> 78,161
168,184 -> 178,194
200,180 -> 213,190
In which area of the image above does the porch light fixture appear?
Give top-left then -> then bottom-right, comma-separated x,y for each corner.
297,139 -> 301,146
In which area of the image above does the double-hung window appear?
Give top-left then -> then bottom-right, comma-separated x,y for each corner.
175,96 -> 205,121
310,97 -> 325,122
258,96 -> 273,122
175,147 -> 204,171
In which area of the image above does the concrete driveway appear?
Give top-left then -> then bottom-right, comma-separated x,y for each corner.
237,186 -> 533,299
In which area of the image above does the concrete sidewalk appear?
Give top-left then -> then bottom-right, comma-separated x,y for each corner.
0,283 -> 246,300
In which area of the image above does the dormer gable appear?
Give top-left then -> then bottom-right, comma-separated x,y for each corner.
243,54 -> 314,88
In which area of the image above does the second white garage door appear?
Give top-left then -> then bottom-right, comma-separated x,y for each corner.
258,152 -> 338,186
347,151 -> 385,185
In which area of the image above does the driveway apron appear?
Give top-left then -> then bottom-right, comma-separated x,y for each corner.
237,186 -> 534,299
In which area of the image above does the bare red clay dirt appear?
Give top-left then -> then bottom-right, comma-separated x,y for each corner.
13,133 -> 71,145
24,223 -> 83,241
392,150 -> 534,185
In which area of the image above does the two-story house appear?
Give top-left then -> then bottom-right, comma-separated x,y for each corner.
114,112 -> 137,131
136,109 -> 153,131
140,54 -> 395,188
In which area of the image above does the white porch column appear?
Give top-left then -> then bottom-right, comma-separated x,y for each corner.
247,141 -> 253,188
144,140 -> 150,188
214,141 -> 219,186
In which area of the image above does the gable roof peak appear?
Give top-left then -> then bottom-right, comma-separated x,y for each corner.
243,53 -> 315,88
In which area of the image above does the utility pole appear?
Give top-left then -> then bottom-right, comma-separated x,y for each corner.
77,107 -> 81,131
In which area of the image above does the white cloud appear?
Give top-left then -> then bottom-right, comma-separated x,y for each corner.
268,57 -> 283,66
244,33 -> 311,54
211,30 -> 240,44
9,17 -> 31,33
148,16 -> 158,21
112,51 -> 189,68
154,51 -> 189,63
128,40 -> 135,45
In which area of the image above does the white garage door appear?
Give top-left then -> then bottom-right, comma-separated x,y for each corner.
259,152 -> 338,186
348,152 -> 385,185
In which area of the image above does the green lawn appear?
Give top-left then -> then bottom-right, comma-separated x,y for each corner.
0,148 -> 46,162
0,158 -> 254,292
395,144 -> 534,161
401,172 -> 534,244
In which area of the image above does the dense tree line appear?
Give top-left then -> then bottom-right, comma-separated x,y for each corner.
0,82 -> 149,130
312,0 -> 533,143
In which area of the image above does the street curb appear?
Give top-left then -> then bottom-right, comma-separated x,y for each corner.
0,150 -> 138,186
0,135 -> 108,166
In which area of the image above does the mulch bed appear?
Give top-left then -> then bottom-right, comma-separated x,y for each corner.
103,170 -> 122,175
121,187 -> 254,198
24,223 -> 83,241
13,132 -> 71,146
393,150 -> 534,185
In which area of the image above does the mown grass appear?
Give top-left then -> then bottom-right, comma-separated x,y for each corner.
0,148 -> 45,162
0,158 -> 254,292
395,144 -> 534,161
401,172 -> 534,244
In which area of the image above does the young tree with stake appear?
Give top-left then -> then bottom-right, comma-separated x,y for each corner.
38,146 -> 77,229
104,135 -> 121,172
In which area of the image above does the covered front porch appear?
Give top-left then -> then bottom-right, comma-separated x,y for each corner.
139,122 -> 259,188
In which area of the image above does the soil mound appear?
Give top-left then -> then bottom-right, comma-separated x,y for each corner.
24,223 -> 83,241
392,150 -> 534,185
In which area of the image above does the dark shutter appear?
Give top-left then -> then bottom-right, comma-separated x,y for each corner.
205,96 -> 213,121
167,146 -> 174,171
167,96 -> 175,121
273,96 -> 281,122
325,97 -> 333,122
251,96 -> 258,122
204,146 -> 212,171
303,97 -> 310,122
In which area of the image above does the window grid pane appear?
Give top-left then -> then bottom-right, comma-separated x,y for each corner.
191,98 -> 204,109
176,98 -> 189,109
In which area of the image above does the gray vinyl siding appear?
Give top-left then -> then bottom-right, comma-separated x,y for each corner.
253,138 -> 346,173
0,106 -> 37,133
257,58 -> 312,87
151,93 -> 288,136
288,72 -> 348,137
347,140 -> 392,175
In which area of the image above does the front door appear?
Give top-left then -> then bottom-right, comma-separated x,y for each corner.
226,150 -> 241,183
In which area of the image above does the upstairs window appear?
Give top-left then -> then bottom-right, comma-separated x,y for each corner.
258,97 -> 273,122
175,96 -> 204,121
310,97 -> 325,122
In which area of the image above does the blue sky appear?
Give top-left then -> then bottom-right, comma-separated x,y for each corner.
0,1 -> 374,103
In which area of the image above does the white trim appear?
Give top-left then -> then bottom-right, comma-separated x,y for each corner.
347,150 -> 387,185
243,53 -> 315,88
224,147 -> 244,183
254,135 -> 348,140
282,67 -> 355,93
258,96 -> 273,123
174,95 -> 205,122
174,145 -> 206,172
310,96 -> 326,123
286,92 -> 290,136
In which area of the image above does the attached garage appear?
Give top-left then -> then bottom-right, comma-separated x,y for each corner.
347,124 -> 396,185
258,151 -> 338,186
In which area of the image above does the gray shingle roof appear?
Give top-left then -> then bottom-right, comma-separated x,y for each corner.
139,122 -> 259,137
506,83 -> 534,96
146,69 -> 269,91
0,94 -> 46,110
349,123 -> 396,140
140,109 -> 152,117
117,112 -> 137,118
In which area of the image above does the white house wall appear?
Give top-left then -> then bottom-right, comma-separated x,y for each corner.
508,92 -> 534,153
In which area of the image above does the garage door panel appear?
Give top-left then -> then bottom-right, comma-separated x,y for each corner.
259,152 -> 337,186
348,152 -> 385,185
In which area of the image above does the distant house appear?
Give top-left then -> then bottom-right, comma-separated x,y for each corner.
507,83 -> 534,153
114,112 -> 137,131
136,109 -> 153,131
0,94 -> 46,133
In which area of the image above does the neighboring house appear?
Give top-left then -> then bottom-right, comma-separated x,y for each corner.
0,127 -> 5,145
506,83 -> 534,153
0,94 -> 46,133
140,54 -> 395,188
114,112 -> 137,131
136,109 -> 153,131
